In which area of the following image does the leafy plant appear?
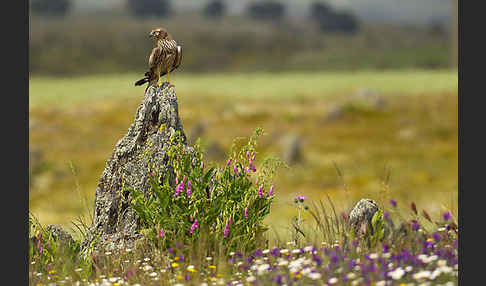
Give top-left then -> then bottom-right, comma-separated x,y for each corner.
126,128 -> 283,253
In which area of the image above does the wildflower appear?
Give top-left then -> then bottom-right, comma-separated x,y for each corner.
157,228 -> 164,239
389,199 -> 397,208
187,265 -> 197,273
150,171 -> 154,177
149,272 -> 158,277
224,220 -> 230,237
227,159 -> 231,166
246,276 -> 256,283
171,262 -> 179,268
209,265 -> 217,269
412,220 -> 420,231
244,207 -> 248,218
346,273 -> 356,280
258,184 -> 264,198
280,249 -> 289,254
201,161 -> 205,169
443,211 -> 452,221
384,211 -> 390,219
296,196 -> 307,202
142,265 -> 153,272
308,272 -> 322,280
388,267 -> 405,280
269,185 -> 274,196
190,219 -> 199,234
48,270 -> 56,275
328,277 -> 338,284
432,232 -> 441,242
186,180 -> 192,197
233,165 -> 238,175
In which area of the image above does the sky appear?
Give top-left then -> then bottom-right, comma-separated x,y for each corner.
73,0 -> 453,26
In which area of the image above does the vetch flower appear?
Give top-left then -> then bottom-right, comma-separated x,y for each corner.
389,199 -> 397,208
412,220 -> 420,231
258,184 -> 264,198
227,159 -> 231,166
269,185 -> 274,196
244,207 -> 249,218
443,211 -> 452,221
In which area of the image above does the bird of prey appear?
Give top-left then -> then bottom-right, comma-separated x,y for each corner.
135,27 -> 182,89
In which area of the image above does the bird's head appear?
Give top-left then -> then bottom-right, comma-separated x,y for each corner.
149,28 -> 169,40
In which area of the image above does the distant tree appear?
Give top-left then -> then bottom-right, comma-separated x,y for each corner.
310,1 -> 359,34
247,1 -> 286,22
30,0 -> 72,17
127,0 -> 172,18
203,0 -> 226,19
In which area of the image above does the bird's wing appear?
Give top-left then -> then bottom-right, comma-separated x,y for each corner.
171,45 -> 183,72
148,46 -> 163,70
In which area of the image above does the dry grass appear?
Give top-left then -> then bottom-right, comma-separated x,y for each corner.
29,70 -> 457,241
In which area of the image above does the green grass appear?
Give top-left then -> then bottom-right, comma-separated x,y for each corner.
29,70 -> 458,236
29,70 -> 457,108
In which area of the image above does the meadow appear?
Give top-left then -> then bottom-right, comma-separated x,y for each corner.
29,69 -> 458,285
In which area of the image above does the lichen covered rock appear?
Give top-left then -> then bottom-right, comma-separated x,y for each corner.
81,83 -> 190,254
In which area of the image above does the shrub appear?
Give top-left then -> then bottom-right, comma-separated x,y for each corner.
203,0 -> 226,19
310,1 -> 359,34
126,0 -> 172,19
247,1 -> 286,22
126,128 -> 284,253
30,0 -> 71,17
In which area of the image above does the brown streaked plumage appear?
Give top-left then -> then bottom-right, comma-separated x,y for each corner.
135,27 -> 182,89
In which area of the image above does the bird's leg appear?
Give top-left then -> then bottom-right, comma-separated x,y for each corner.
167,69 -> 174,87
157,70 -> 162,87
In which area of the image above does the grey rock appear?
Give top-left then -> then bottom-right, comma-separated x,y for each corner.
281,134 -> 303,165
348,198 -> 379,233
45,224 -> 74,247
188,121 -> 206,146
205,141 -> 226,161
81,84 -> 190,254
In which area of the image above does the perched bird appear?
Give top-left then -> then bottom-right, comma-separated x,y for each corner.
135,27 -> 182,89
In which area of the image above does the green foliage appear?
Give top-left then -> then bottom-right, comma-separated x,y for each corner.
126,128 -> 282,253
369,209 -> 385,247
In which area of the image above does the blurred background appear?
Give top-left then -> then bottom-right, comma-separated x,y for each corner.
29,0 -> 458,237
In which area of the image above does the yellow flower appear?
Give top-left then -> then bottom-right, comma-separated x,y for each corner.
188,268 -> 197,273
174,256 -> 180,261
36,284 -> 43,286
172,262 -> 179,268
426,238 -> 434,242
178,274 -> 183,280
48,269 -> 56,275
209,265 -> 217,269
400,284 -> 406,286
113,283 -> 120,286
296,273 -> 302,279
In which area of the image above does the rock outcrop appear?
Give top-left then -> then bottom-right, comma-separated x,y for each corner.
81,83 -> 190,253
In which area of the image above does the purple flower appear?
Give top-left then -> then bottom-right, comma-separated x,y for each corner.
443,211 -> 452,221
190,219 -> 199,234
224,220 -> 230,237
233,165 -> 238,175
246,166 -> 250,174
271,248 -> 280,256
384,211 -> 390,219
389,199 -> 397,208
244,207 -> 249,218
158,228 -> 164,239
296,195 -> 307,202
258,184 -> 264,198
186,180 -> 192,197
432,232 -> 441,242
227,159 -> 231,166
150,171 -> 154,177
246,151 -> 250,158
201,161 -> 205,169
412,220 -> 419,231
269,185 -> 274,196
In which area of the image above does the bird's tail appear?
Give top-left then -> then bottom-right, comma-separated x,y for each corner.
134,71 -> 153,86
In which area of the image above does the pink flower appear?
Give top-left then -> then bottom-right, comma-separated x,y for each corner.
190,219 -> 199,234
244,207 -> 249,218
246,151 -> 250,158
186,180 -> 192,197
233,165 -> 238,175
258,184 -> 264,198
268,185 -> 274,196
201,161 -> 205,169
157,228 -> 164,239
227,159 -> 231,166
224,220 -> 230,237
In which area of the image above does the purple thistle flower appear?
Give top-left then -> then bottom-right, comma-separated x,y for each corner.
190,219 -> 198,234
269,185 -> 274,196
389,199 -> 397,208
443,211 -> 452,221
296,195 -> 307,202
244,207 -> 249,218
